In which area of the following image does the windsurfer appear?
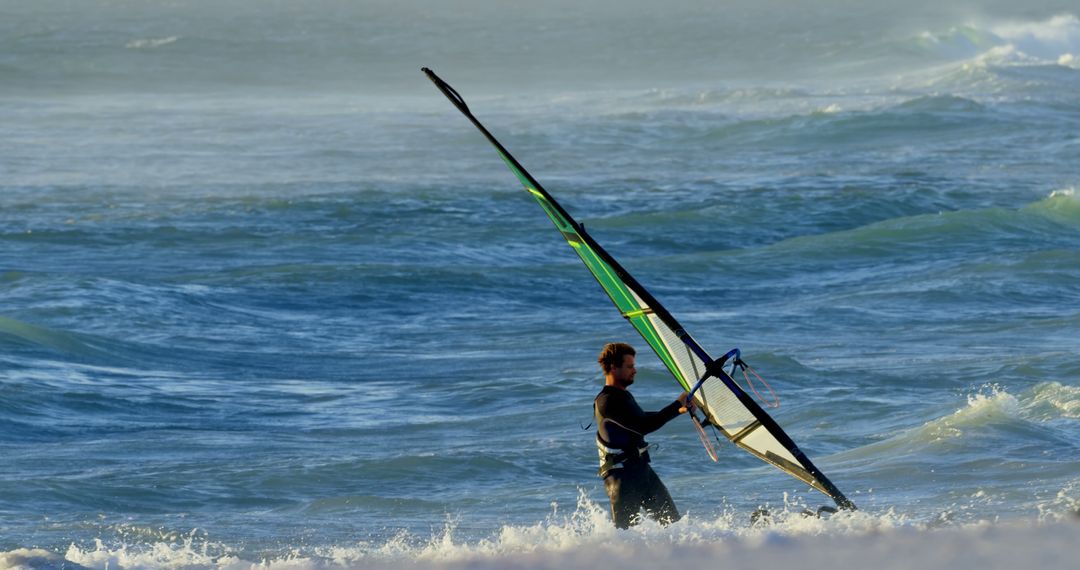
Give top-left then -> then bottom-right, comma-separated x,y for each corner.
594,342 -> 688,529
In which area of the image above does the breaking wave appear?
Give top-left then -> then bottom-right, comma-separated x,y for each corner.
916,14 -> 1080,65
2,494 -> 1077,570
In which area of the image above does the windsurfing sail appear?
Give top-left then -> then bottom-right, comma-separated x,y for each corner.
422,67 -> 855,510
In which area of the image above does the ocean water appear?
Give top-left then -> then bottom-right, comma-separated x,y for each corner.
1,1 -> 1079,568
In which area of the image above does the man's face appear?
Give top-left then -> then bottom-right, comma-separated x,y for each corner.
612,354 -> 636,388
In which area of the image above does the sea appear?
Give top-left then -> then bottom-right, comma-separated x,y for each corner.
1,1 -> 1078,568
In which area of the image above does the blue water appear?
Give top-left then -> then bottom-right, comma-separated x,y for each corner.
1,2 -> 1078,567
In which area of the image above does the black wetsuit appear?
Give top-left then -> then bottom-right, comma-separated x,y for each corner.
594,385 -> 682,529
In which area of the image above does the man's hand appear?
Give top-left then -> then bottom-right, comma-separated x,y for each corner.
677,391 -> 690,414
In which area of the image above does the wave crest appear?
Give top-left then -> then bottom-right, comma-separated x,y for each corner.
49,492 -> 912,569
917,14 -> 1080,65
1025,381 -> 1080,421
20,499 -> 1080,570
1022,188 -> 1080,224
991,14 -> 1080,62
920,386 -> 1022,441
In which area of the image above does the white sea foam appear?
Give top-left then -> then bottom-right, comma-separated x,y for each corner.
966,44 -> 1043,67
1038,480 -> 1080,523
916,13 -> 1080,69
16,492 -> 904,569
1024,381 -> 1080,421
32,490 -> 1080,570
13,504 -> 1079,570
990,14 -> 1080,61
1048,188 -> 1076,199
0,548 -> 77,570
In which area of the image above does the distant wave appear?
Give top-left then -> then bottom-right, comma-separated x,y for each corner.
750,189 -> 1080,268
124,36 -> 181,50
0,314 -> 102,357
632,86 -> 814,109
916,13 -> 1080,67
990,14 -> 1080,65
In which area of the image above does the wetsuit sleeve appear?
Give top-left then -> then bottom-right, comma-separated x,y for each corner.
645,400 -> 684,433
598,390 -> 682,435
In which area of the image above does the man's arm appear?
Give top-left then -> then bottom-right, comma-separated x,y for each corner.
600,390 -> 687,435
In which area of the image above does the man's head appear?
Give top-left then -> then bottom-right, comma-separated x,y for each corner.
598,342 -> 637,388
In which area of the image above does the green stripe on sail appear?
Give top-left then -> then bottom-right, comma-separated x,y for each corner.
498,153 -> 690,390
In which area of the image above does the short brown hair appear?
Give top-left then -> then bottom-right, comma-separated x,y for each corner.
598,342 -> 636,373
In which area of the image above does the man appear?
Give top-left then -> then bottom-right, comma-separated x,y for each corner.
594,342 -> 689,529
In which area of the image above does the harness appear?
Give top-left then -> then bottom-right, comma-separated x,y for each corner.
596,419 -> 650,477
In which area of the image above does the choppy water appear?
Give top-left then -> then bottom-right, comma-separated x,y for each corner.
1,2 -> 1078,568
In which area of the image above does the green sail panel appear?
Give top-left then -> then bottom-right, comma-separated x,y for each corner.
501,155 -> 691,391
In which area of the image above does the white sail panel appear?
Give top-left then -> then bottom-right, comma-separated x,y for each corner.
628,292 -> 806,468
738,425 -> 800,465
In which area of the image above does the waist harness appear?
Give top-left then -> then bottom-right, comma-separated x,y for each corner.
596,433 -> 650,477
